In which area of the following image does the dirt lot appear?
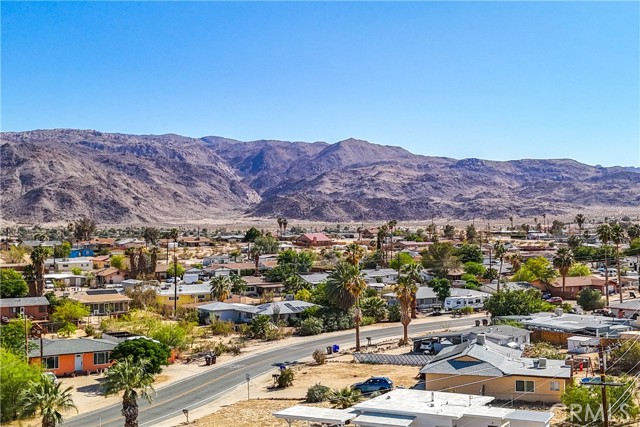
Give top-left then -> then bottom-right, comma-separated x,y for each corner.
192,399 -> 324,427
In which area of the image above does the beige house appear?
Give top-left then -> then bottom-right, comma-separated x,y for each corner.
420,336 -> 571,403
68,290 -> 131,316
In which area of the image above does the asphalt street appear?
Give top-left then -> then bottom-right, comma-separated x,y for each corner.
65,317 -> 478,427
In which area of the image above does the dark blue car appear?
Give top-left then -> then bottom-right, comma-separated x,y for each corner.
352,377 -> 394,394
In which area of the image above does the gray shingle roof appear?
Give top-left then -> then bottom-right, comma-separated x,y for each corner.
0,297 -> 49,308
28,338 -> 117,357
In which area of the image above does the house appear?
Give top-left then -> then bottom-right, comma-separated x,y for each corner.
0,297 -> 50,320
78,238 -> 115,250
197,300 -> 316,323
157,283 -> 212,307
67,290 -> 131,316
412,325 -> 531,352
29,337 -> 117,376
419,337 -> 571,403
44,257 -> 93,272
274,389 -> 553,427
360,228 -> 379,239
178,236 -> 212,247
69,248 -> 94,258
91,255 -> 111,269
95,267 -> 128,286
155,263 -> 168,281
533,275 -> 611,299
295,233 -> 332,247
606,299 -> 640,320
362,268 -> 398,285
243,276 -> 284,296
515,311 -> 632,337
299,272 -> 330,287
44,273 -> 85,288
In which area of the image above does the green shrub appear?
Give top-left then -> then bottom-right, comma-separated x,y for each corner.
277,367 -> 294,388
360,316 -> 376,326
387,303 -> 401,322
227,341 -> 244,355
299,317 -> 324,336
306,383 -> 330,403
209,318 -> 235,336
212,341 -> 230,356
84,324 -> 96,337
460,306 -> 474,315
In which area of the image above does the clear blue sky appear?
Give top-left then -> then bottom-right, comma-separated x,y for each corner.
2,1 -> 639,167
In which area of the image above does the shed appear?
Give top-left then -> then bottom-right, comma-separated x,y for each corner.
567,336 -> 600,354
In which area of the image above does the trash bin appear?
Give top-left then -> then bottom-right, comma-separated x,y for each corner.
475,320 -> 481,327
211,355 -> 217,364
332,344 -> 340,353
205,355 -> 212,366
326,346 -> 333,355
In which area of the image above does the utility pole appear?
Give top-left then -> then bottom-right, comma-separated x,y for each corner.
581,344 -> 623,427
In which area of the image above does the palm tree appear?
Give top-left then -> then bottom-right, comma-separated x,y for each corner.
250,235 -> 280,276
493,242 -> 506,292
609,222 -> 625,303
627,224 -> 640,241
229,274 -> 247,294
567,235 -> 584,250
102,356 -> 155,427
282,218 -> 288,236
29,246 -> 51,296
21,377 -> 77,427
394,276 -> 418,344
597,223 -> 613,305
575,214 -> 586,231
276,217 -> 284,238
509,216 -> 514,230
141,227 -> 160,247
542,213 -> 547,233
553,248 -> 573,296
507,253 -> 523,273
210,275 -> 233,301
326,261 -> 367,351
343,243 -> 365,266
401,263 -> 423,319
328,387 -> 362,409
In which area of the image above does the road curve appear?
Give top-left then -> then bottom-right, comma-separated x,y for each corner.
65,317 -> 477,427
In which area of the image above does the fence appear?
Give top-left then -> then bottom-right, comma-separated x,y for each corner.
530,330 -> 620,348
354,352 -> 433,366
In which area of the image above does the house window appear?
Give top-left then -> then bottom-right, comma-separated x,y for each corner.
168,297 -> 176,301
515,380 -> 535,393
94,351 -> 111,365
550,381 -> 560,391
39,305 -> 47,313
43,356 -> 59,370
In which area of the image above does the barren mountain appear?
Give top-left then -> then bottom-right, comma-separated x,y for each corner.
1,129 -> 638,223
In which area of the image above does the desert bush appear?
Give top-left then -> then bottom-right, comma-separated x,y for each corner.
522,342 -> 564,360
306,383 -> 330,403
277,367 -> 295,388
209,318 -> 235,336
299,317 -> 324,336
387,303 -> 401,322
84,324 -> 96,337
360,316 -> 376,326
312,349 -> 327,365
212,341 -> 230,356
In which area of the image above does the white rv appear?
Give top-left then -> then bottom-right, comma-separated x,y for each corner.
444,294 -> 487,311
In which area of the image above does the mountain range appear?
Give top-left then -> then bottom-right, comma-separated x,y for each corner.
1,129 -> 639,224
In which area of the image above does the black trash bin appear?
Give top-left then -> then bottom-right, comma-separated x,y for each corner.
205,355 -> 212,366
326,346 -> 333,355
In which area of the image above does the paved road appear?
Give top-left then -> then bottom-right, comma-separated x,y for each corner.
65,317 -> 477,427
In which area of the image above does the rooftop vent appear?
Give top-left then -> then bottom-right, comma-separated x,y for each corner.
476,334 -> 486,346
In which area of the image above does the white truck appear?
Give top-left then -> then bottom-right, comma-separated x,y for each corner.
183,273 -> 199,284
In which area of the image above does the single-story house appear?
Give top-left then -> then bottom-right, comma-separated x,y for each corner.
155,263 -> 168,281
178,236 -> 212,247
295,233 -> 332,247
0,297 -> 50,320
95,267 -> 129,286
29,337 -> 117,376
420,337 -> 571,403
68,289 -> 131,316
606,299 -> 640,320
91,255 -> 111,269
45,257 -> 93,272
532,275 -> 612,299
157,283 -> 212,307
299,272 -> 330,287
362,268 -> 398,285
274,389 -> 553,427
197,300 -> 316,323
412,325 -> 531,352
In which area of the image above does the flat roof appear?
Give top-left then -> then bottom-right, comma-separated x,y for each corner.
506,410 -> 553,423
273,406 -> 357,424
353,412 -> 415,426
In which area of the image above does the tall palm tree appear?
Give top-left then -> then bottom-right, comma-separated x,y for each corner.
575,214 -> 586,231
29,246 -> 51,296
627,224 -> 640,241
326,261 -> 367,351
102,356 -> 155,427
553,248 -> 573,296
493,242 -> 506,292
343,243 -> 365,266
609,222 -> 625,303
210,275 -> 233,301
597,223 -> 613,305
507,253 -> 523,273
229,274 -> 247,295
21,377 -> 77,427
282,218 -> 288,236
276,217 -> 284,238
394,276 -> 418,344
250,235 -> 280,276
401,263 -> 423,319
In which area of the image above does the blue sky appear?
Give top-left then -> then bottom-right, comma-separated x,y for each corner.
2,1 -> 638,167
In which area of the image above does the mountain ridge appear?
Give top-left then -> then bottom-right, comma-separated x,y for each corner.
1,128 -> 638,223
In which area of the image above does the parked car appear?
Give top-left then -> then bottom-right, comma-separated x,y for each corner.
352,377 -> 394,394
541,292 -> 552,300
42,372 -> 58,384
593,309 -> 615,317
547,297 -> 563,304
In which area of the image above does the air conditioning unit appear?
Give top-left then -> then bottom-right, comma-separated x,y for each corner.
538,358 -> 547,368
19,307 -> 25,315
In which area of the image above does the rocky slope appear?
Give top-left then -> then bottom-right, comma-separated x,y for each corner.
1,129 -> 638,223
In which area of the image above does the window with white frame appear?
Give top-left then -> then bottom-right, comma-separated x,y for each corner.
93,351 -> 111,365
43,356 -> 59,370
550,381 -> 560,391
515,380 -> 535,392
